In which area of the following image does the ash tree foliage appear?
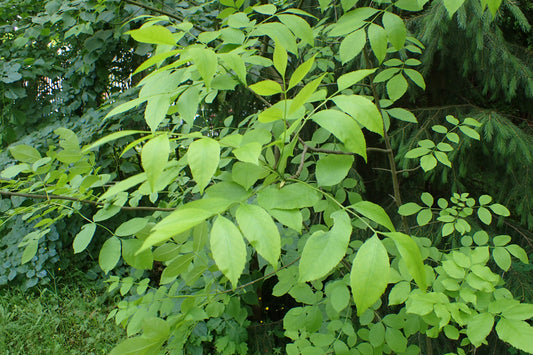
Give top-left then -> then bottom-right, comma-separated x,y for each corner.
1,0 -> 532,354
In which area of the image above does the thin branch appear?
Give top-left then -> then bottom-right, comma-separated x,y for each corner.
124,0 -> 209,32
364,48 -> 410,233
373,166 -> 421,174
289,144 -> 309,179
0,190 -> 175,212
298,137 -> 391,155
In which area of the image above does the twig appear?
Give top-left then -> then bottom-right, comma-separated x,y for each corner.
289,144 -> 309,179
0,190 -> 175,212
363,48 -> 410,234
124,0 -> 209,32
298,137 -> 391,155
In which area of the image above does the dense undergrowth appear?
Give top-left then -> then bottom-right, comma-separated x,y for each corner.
0,272 -> 124,354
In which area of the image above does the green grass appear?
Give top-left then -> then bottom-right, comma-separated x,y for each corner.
0,278 -> 125,354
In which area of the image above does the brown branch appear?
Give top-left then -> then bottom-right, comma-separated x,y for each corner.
289,144 -> 309,179
298,137 -> 391,155
364,49 -> 410,234
0,190 -> 175,212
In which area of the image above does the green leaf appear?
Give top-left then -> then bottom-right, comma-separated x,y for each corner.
187,138 -> 220,193
328,7 -> 378,37
477,207 -> 492,225
227,12 -> 251,29
9,145 -> 41,163
269,209 -> 303,232
160,254 -> 194,283
466,313 -> 494,347
420,154 -> 437,172
505,244 -> 529,264
420,192 -> 433,207
384,232 -> 427,291
100,173 -> 147,201
257,183 -> 321,210
382,12 -> 406,50
443,0 -> 466,17
385,327 -> 407,353
99,237 -> 121,274
176,85 -> 201,126
273,38 -> 288,78
316,154 -> 354,186
492,234 -> 511,247
109,336 -> 164,355
210,216 -> 246,288
311,110 -> 367,160
389,281 -> 410,305
337,69 -> 377,91
189,47 -> 217,89
374,68 -> 400,83
434,151 -> 452,167
122,239 -> 153,270
489,203 -> 510,216
299,210 -> 352,282
479,194 -> 492,205
104,97 -> 147,120
369,322 -> 385,347
290,74 -> 325,114
288,55 -> 316,90
277,14 -> 314,47
417,208 -> 433,226
386,74 -> 408,102
253,23 -> 298,54
329,282 -> 351,312
73,223 -> 97,254
141,204 -> 225,253
253,4 -> 277,15
332,95 -> 384,136
352,201 -> 395,232
142,134 -> 169,191
133,49 -> 181,75
459,125 -> 480,140
221,52 -> 247,85
339,29 -> 366,64
404,69 -> 426,89
231,162 -> 268,190
258,107 -> 284,123
145,94 -> 171,132
233,142 -> 262,165
387,108 -> 417,123
1,164 -> 30,179
249,80 -> 283,96
116,218 -> 149,237
236,204 -> 281,268
127,25 -> 176,46
21,240 -> 39,264
341,0 -> 358,11
405,147 -> 430,159
398,203 -> 422,216
493,247 -> 511,271
351,235 -> 390,316
82,130 -> 142,153
487,0 -> 503,16
432,125 -> 448,134
495,318 -> 533,354
367,24 -> 387,63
